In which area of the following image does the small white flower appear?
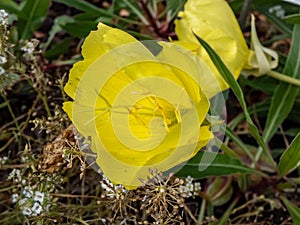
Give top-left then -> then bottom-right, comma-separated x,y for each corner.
186,176 -> 193,184
21,40 -> 38,55
194,182 -> 201,191
18,198 -> 28,206
0,55 -> 7,64
0,66 -> 5,75
186,183 -> 194,192
22,186 -> 33,198
34,191 -> 44,204
31,202 -> 43,215
0,156 -> 8,165
178,185 -> 187,194
22,206 -> 32,216
11,194 -> 19,203
20,155 -> 29,163
0,9 -> 9,26
7,169 -> 21,181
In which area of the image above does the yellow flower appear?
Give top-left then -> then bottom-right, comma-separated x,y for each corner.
174,0 -> 249,97
63,23 -> 219,189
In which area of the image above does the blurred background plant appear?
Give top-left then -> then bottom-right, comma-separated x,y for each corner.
0,0 -> 299,224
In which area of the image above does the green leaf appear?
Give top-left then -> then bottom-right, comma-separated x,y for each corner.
206,177 -> 233,206
166,0 -> 186,21
0,0 -> 20,15
194,34 -> 276,167
40,15 -> 74,51
53,0 -> 139,25
18,0 -> 50,39
223,126 -> 254,162
175,151 -> 260,178
285,13 -> 300,24
278,132 -> 300,176
281,196 -> 300,225
239,74 -> 279,94
53,0 -> 109,16
44,37 -> 73,59
263,24 -> 300,142
61,20 -> 98,38
122,0 -> 148,25
264,12 -> 293,36
228,98 -> 271,130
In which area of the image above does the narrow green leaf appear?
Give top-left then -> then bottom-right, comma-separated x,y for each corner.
53,0 -> 111,16
258,10 -> 293,36
175,151 -> 260,178
278,132 -> 300,176
53,0 -> 140,25
61,20 -> 98,38
194,34 -> 276,167
239,75 -> 279,94
285,13 -> 300,24
264,24 -> 300,142
18,0 -> 50,39
122,0 -> 149,25
228,98 -> 271,130
166,0 -> 186,21
40,15 -> 74,51
222,126 -> 254,161
214,137 -> 240,159
281,196 -> 300,225
44,38 -> 73,59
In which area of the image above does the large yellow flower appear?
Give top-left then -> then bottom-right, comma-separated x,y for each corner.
63,23 -> 221,189
174,0 -> 250,97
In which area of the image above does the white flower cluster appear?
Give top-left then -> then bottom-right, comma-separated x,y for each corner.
178,176 -> 201,198
0,9 -> 9,27
12,186 -> 51,216
21,39 -> 38,55
0,38 -> 8,76
7,169 -> 22,183
268,5 -> 285,19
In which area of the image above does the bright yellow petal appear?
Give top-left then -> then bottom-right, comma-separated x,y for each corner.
174,0 -> 250,93
64,22 -> 139,99
157,41 -> 223,99
82,22 -> 138,60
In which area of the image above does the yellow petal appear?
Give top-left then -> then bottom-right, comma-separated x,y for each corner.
174,0 -> 249,93
82,22 -> 138,59
64,23 -> 139,99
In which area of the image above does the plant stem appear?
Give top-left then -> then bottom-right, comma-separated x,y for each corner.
197,198 -> 206,224
267,70 -> 300,87
0,93 -> 20,132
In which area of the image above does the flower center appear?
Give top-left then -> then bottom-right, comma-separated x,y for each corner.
128,96 -> 179,139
